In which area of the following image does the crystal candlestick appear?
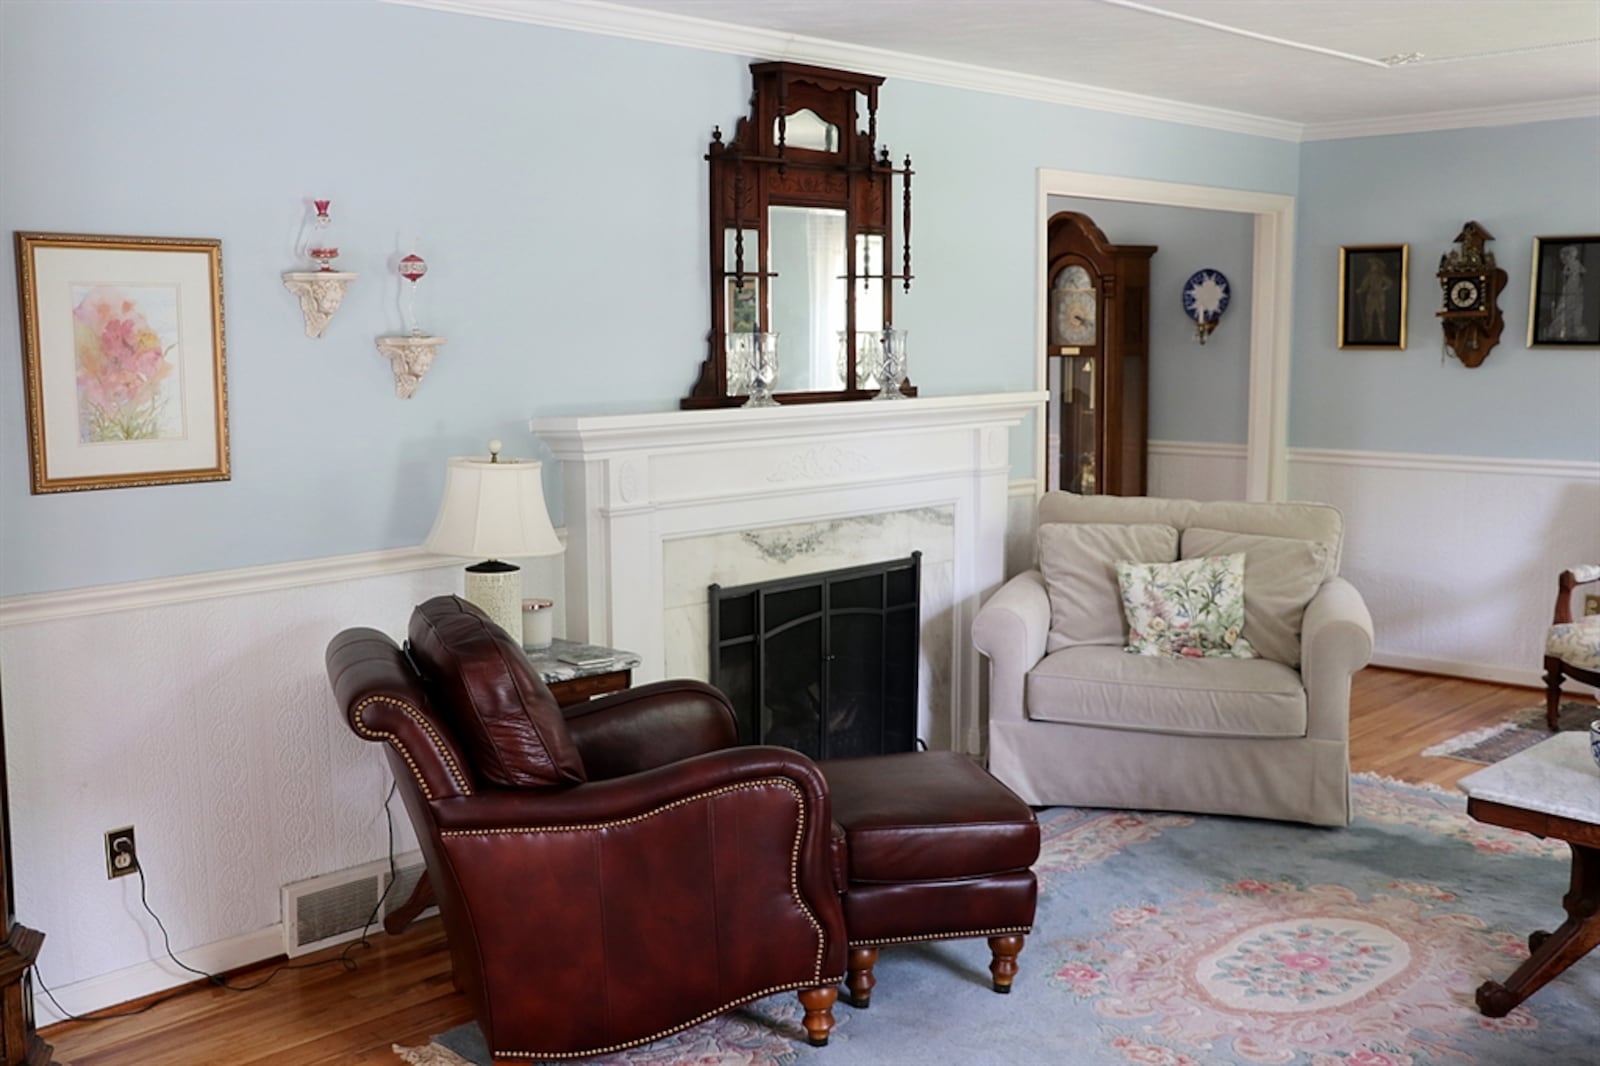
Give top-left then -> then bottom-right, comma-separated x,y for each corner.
742,332 -> 780,408
875,328 -> 908,400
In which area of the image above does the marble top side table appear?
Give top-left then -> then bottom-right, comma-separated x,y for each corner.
1458,731 -> 1600,1016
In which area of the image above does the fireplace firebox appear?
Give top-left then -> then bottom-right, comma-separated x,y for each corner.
709,554 -> 921,759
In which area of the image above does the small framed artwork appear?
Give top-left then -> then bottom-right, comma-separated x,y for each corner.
15,232 -> 229,493
1338,244 -> 1408,349
1528,235 -> 1600,347
727,276 -> 760,333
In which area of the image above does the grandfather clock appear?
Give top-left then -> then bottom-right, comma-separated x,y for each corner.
1046,211 -> 1156,496
0,690 -> 55,1066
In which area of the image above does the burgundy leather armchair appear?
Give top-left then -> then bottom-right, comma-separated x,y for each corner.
326,596 -> 845,1061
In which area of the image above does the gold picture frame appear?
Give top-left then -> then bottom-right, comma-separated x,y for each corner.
1527,235 -> 1600,347
1338,244 -> 1408,350
15,232 -> 229,493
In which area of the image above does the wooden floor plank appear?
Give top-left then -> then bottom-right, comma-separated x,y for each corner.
40,667 -> 1594,1065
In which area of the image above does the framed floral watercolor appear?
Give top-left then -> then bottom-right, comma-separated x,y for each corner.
726,276 -> 760,334
15,232 -> 229,493
1528,235 -> 1600,347
1338,244 -> 1408,350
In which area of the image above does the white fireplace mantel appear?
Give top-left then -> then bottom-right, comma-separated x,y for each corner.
531,391 -> 1046,753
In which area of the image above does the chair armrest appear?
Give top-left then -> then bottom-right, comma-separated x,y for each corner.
561,679 -> 738,780
1300,577 -> 1375,742
326,627 -> 474,801
971,570 -> 1050,724
1554,566 -> 1600,624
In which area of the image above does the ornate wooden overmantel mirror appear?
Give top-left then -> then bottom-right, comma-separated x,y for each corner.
685,62 -> 917,408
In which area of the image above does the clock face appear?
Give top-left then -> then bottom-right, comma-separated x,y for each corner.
1448,277 -> 1482,310
1052,265 -> 1097,346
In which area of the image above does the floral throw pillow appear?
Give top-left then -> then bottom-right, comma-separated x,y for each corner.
1115,553 -> 1257,659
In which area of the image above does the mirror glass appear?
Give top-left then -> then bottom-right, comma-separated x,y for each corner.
768,206 -> 846,393
777,108 -> 839,152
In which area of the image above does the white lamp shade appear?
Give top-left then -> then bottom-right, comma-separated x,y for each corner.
423,457 -> 563,560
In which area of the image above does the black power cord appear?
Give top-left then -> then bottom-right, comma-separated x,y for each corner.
35,779 -> 401,1023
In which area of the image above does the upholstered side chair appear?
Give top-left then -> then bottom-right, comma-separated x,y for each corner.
326,596 -> 846,1062
1545,565 -> 1600,729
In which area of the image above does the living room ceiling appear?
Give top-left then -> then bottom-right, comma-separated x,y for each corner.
599,0 -> 1600,133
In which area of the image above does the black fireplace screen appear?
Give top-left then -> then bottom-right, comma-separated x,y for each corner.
709,553 -> 920,759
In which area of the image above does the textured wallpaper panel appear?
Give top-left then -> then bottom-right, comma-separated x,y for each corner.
1,564 -> 478,985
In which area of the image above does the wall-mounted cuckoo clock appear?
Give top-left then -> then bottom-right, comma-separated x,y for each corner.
1436,220 -> 1507,367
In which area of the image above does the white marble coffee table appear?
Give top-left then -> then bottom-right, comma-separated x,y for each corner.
1458,731 -> 1600,1016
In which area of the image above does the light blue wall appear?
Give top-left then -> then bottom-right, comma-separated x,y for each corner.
1047,196 -> 1255,445
0,1 -> 1300,596
1292,118 -> 1600,459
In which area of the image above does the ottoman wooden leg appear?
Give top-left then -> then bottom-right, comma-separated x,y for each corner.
988,934 -> 1025,994
844,946 -> 879,1008
798,985 -> 839,1046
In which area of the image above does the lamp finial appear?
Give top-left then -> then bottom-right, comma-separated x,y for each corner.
488,439 -> 502,462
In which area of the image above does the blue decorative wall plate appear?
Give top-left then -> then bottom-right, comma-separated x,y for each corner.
1183,269 -> 1230,324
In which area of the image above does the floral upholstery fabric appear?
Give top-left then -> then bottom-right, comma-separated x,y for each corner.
1547,617 -> 1600,670
1569,564 -> 1600,584
1116,553 -> 1257,659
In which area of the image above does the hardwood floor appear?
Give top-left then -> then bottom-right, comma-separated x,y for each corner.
41,668 -> 1589,1066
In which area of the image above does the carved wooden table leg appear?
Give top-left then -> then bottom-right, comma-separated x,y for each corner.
1476,842 -> 1600,1017
988,934 -> 1025,993
383,871 -> 436,935
843,946 -> 879,1008
797,985 -> 838,1046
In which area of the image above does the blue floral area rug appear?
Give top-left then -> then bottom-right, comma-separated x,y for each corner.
395,775 -> 1598,1066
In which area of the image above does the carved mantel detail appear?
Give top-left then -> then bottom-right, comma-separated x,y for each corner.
767,445 -> 872,483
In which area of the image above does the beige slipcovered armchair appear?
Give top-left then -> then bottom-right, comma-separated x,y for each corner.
973,493 -> 1374,827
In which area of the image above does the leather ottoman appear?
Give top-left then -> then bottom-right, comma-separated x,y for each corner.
820,750 -> 1041,1008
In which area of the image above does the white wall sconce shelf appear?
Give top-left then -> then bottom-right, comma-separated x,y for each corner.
283,271 -> 358,338
376,335 -> 446,398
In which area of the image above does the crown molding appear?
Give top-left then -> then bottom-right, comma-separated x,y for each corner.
1302,95 -> 1600,141
380,0 -> 1305,141
383,1 -> 1598,147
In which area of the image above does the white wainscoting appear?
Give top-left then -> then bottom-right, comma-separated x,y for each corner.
1287,448 -> 1600,690
0,549 -> 565,1018
1147,440 -> 1250,501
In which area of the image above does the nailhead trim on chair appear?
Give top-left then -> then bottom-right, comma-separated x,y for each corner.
849,923 -> 1034,949
351,694 -> 474,799
490,974 -> 846,1060
444,776 -> 842,1059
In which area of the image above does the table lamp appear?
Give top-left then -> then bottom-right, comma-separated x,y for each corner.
423,439 -> 563,638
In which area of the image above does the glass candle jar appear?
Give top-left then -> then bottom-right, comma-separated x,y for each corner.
521,598 -> 554,650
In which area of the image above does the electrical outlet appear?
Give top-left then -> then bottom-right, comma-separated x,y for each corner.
105,825 -> 137,879
1585,594 -> 1600,617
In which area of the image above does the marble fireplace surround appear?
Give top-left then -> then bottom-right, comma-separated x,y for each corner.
532,392 -> 1045,754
